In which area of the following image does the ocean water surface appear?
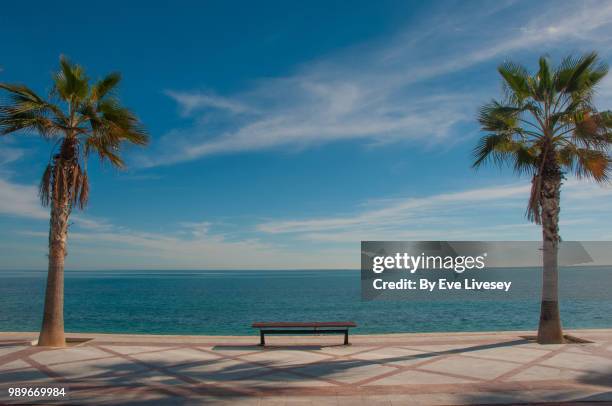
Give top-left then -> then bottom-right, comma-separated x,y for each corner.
0,268 -> 610,335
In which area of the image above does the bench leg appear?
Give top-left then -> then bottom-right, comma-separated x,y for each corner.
259,331 -> 265,346
344,330 -> 349,345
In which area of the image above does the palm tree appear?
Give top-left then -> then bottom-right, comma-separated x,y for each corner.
0,56 -> 148,347
473,52 -> 612,344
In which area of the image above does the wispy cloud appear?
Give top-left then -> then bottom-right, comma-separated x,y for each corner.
256,179 -> 612,243
0,177 -> 48,220
0,173 -> 122,232
258,183 -> 530,235
165,90 -> 252,116
0,172 -> 350,269
0,146 -> 24,167
16,218 -> 353,270
140,0 -> 612,167
3,165 -> 611,269
0,145 -> 48,220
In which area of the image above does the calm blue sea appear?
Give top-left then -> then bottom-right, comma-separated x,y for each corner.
0,268 -> 610,335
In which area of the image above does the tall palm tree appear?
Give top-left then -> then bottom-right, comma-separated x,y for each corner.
473,52 -> 612,344
0,56 -> 148,347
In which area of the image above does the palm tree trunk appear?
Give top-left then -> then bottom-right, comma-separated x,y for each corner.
537,162 -> 564,344
37,192 -> 70,347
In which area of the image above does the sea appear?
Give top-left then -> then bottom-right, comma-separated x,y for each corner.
0,268 -> 610,335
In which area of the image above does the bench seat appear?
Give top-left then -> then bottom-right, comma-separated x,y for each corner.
252,321 -> 357,346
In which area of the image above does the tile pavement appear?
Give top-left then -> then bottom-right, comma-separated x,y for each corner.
0,329 -> 611,405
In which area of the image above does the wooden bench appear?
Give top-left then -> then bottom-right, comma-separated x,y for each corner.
252,322 -> 357,346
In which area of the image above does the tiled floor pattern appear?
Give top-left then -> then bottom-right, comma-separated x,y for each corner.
0,330 -> 611,405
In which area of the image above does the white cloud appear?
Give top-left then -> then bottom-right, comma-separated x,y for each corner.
4,1 -> 612,269
3,168 -> 611,269
0,177 -> 48,220
164,90 -> 252,115
139,0 -> 612,167
0,157 -> 116,231
0,146 -> 24,167
256,179 -> 612,243
0,174 -> 351,269
256,183 -> 533,240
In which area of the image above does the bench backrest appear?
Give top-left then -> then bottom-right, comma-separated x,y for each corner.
252,322 -> 357,328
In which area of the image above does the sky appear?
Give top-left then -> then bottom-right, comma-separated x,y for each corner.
1,0 -> 612,270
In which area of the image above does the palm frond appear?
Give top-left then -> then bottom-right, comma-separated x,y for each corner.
0,56 -> 148,213
559,145 -> 610,182
512,144 -> 538,175
498,61 -> 532,103
536,56 -> 553,101
527,174 -> 542,224
477,101 -> 520,132
563,52 -> 601,95
0,83 -> 63,136
53,55 -> 89,102
91,72 -> 121,101
39,164 -> 52,207
79,171 -> 89,209
85,135 -> 125,168
475,52 -> 611,225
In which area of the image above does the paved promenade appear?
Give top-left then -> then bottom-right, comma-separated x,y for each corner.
1,329 -> 611,405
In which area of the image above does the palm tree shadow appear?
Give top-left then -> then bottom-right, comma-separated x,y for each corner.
456,364 -> 612,404
199,338 -> 533,385
0,338 -> 536,404
573,368 -> 612,402
212,345 -> 324,351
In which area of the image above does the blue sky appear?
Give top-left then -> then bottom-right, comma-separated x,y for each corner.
1,0 -> 612,270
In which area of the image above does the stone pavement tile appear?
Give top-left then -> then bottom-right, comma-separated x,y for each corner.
411,390 -> 555,406
239,349 -> 331,367
464,345 -> 550,363
31,346 -> 114,365
578,391 -> 612,402
563,344 -> 602,355
69,388 -> 189,406
273,396 -> 343,406
387,394 -> 419,405
129,347 -> 221,367
515,388 -> 609,404
272,395 -> 337,405
0,345 -> 28,357
307,396 -> 341,406
0,359 -> 30,371
360,394 -> 393,405
171,358 -> 274,383
46,354 -> 148,379
258,397 -> 286,406
351,347 -> 429,367
205,345 -> 263,356
418,355 -> 520,380
318,346 -> 379,357
515,342 -> 559,351
540,351 -> 612,373
290,360 -> 396,384
336,396 -> 369,406
132,370 -> 190,386
408,392 -> 466,405
99,345 -> 171,355
523,343 -> 566,351
505,365 -> 586,381
0,366 -> 50,384
366,368 -> 475,385
436,390 -> 559,405
239,370 -> 334,388
205,396 -> 261,406
399,343 -> 475,354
